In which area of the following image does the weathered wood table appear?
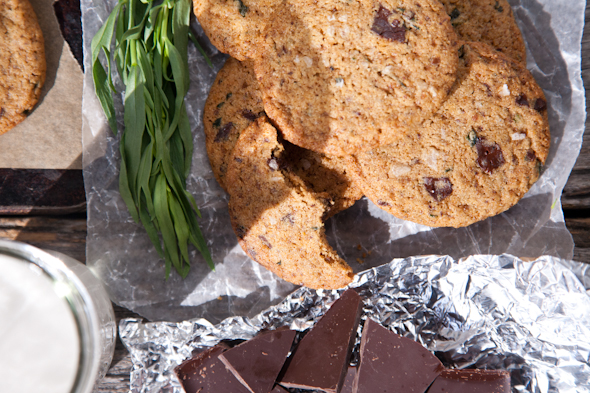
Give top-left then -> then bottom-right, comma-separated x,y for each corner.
1,5 -> 589,393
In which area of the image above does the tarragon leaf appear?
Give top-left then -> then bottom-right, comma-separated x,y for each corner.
92,0 -> 214,278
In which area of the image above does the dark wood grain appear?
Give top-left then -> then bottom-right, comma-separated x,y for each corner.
562,5 -> 590,209
0,169 -> 86,215
0,215 -> 87,262
53,0 -> 84,70
95,305 -> 142,393
567,216 -> 590,262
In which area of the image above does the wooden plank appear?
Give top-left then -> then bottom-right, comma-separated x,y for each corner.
95,305 -> 142,393
564,4 -> 590,209
563,170 -> 590,209
574,247 -> 590,264
566,217 -> 590,248
95,341 -> 133,393
0,215 -> 87,262
0,169 -> 86,215
53,0 -> 84,70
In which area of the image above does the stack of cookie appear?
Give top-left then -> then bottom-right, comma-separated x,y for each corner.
196,0 -> 550,288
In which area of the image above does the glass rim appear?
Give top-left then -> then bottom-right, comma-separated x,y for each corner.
0,239 -> 103,393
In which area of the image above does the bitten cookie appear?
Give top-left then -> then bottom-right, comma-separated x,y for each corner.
204,57 -> 265,190
254,0 -> 460,156
0,0 -> 46,135
349,42 -> 550,228
282,141 -> 363,217
204,58 -> 362,215
440,0 -> 526,63
226,116 -> 354,289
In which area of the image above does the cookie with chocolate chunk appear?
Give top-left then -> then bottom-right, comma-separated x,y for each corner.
0,0 -> 46,135
254,0 -> 460,156
226,116 -> 354,289
193,0 -> 274,61
440,0 -> 526,63
204,58 -> 362,215
204,57 -> 264,190
349,42 -> 550,228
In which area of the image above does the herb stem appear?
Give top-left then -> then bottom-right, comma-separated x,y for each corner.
130,40 -> 138,66
92,0 -> 214,278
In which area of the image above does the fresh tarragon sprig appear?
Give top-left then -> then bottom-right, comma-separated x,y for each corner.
91,0 -> 213,278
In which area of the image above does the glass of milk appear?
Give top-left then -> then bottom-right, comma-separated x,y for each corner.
0,239 -> 116,393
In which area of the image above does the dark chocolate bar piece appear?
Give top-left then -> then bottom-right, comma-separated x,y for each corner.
354,318 -> 444,393
279,289 -> 363,393
271,385 -> 290,393
427,369 -> 511,393
219,329 -> 296,393
341,366 -> 357,393
174,344 -> 250,393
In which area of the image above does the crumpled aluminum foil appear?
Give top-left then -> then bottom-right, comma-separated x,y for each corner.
120,254 -> 590,393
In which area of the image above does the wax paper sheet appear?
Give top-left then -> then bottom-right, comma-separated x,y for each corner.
119,255 -> 590,393
81,0 -> 587,322
0,0 -> 84,170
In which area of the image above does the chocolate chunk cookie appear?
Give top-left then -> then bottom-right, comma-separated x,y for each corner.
204,58 -> 362,215
349,42 -> 550,228
254,0 -> 460,156
440,0 -> 526,63
204,57 -> 264,190
226,116 -> 354,289
193,0 -> 274,61
0,0 -> 46,135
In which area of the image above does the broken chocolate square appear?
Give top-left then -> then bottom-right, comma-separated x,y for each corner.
270,385 -> 290,393
174,344 -> 250,393
341,366 -> 357,393
427,369 -> 511,393
279,289 -> 363,393
353,318 -> 444,393
219,328 -> 296,393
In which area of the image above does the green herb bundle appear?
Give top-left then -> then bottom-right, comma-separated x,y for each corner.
91,0 -> 213,278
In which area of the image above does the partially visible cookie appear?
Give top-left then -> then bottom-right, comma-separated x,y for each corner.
204,57 -> 264,190
349,42 -> 550,228
440,0 -> 526,63
193,0 -> 274,61
0,0 -> 46,135
255,0 -> 460,156
204,57 -> 363,214
226,116 -> 354,289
